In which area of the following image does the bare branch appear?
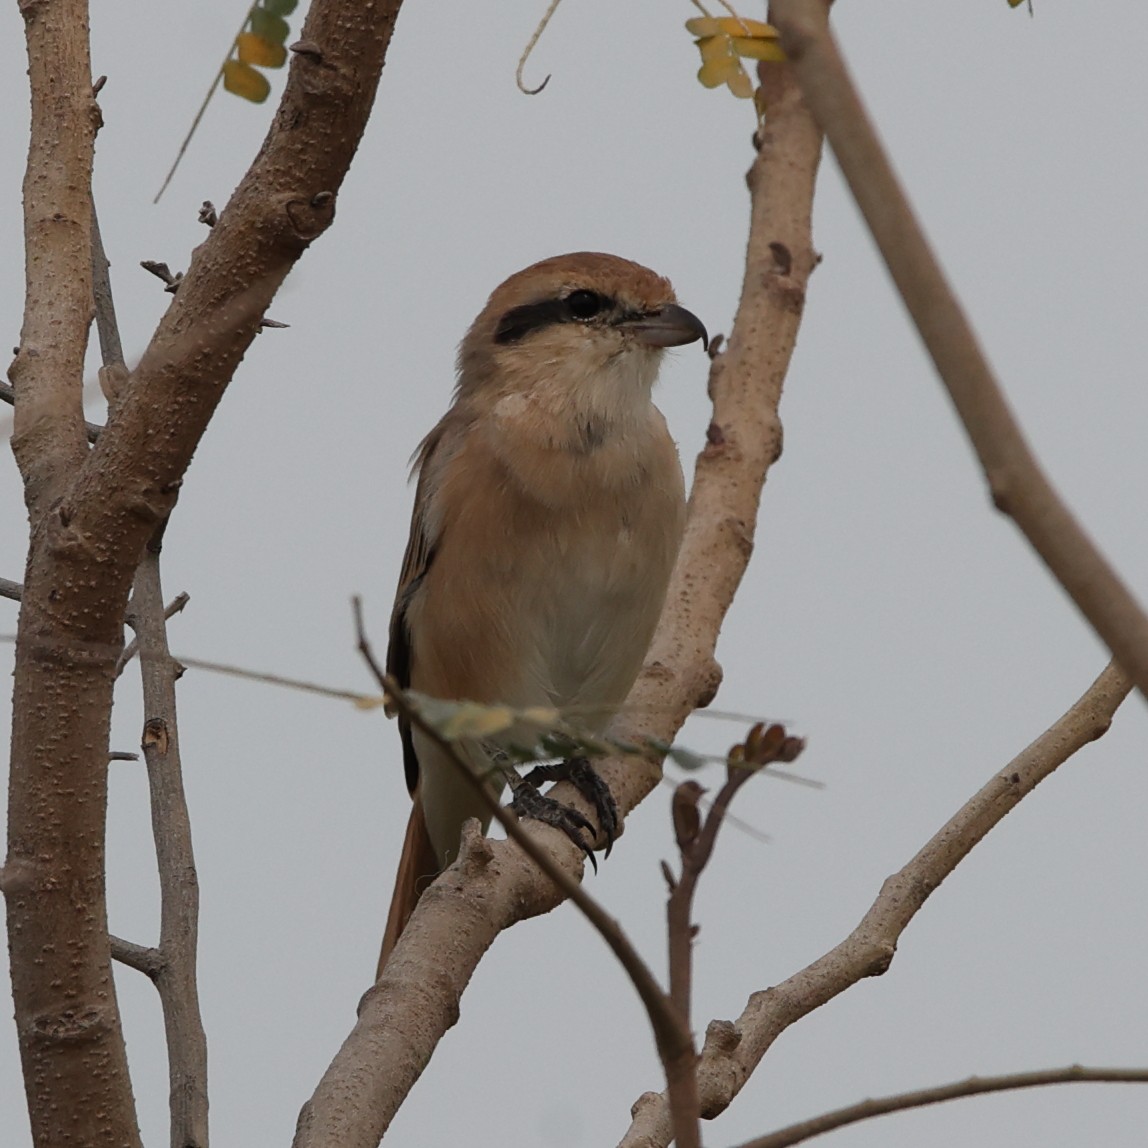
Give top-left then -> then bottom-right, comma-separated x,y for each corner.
3,4 -> 142,1143
770,0 -> 1148,701
663,729 -> 805,1147
115,592 -> 189,677
618,660 -> 1132,1147
7,0 -> 94,515
110,935 -> 165,981
126,540 -> 207,1148
735,1065 -> 1148,1148
0,578 -> 22,602
0,379 -> 103,443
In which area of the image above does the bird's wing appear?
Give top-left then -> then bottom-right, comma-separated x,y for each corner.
387,421 -> 449,796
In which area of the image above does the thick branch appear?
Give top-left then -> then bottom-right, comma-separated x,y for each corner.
618,660 -> 1132,1147
5,4 -> 404,1146
770,0 -> 1148,701
294,54 -> 824,1148
8,0 -> 94,514
736,1065 -> 1148,1148
2,3 -> 140,1144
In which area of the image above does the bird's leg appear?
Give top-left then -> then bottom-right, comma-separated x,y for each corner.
510,756 -> 619,866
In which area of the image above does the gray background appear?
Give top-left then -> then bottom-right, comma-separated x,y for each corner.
2,2 -> 1146,1145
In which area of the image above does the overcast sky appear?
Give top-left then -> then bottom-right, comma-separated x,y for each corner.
3,3 -> 1148,1146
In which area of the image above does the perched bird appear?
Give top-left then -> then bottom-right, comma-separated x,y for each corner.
378,252 -> 707,975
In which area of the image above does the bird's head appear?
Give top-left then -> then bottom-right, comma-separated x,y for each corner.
455,253 -> 707,436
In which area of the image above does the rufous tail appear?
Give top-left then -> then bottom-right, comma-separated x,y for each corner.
377,793 -> 440,978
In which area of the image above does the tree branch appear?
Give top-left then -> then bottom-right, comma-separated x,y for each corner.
7,0 -> 94,515
735,1065 -> 1148,1148
292,51 -> 824,1148
618,660 -> 1132,1147
5,4 -> 405,1145
769,0 -> 1148,701
109,935 -> 165,981
125,538 -> 208,1148
663,729 -> 805,1148
115,591 -> 189,677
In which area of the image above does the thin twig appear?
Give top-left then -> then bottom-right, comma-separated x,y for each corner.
663,728 -> 804,1147
0,578 -> 22,603
109,935 -> 165,981
735,1065 -> 1148,1148
515,0 -> 562,94
153,7 -> 251,203
115,591 -> 189,677
125,545 -> 209,1148
770,0 -> 1148,702
176,654 -> 377,704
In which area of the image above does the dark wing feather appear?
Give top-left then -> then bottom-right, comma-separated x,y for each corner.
386,424 -> 446,795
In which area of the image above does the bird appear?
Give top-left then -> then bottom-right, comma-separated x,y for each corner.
377,252 -> 707,976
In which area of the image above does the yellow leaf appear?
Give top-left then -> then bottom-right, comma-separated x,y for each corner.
697,33 -> 738,64
686,16 -> 777,39
724,67 -> 754,99
732,36 -> 787,62
236,32 -> 287,69
696,35 -> 755,99
222,59 -> 271,103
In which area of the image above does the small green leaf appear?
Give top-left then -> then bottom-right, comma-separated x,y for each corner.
250,9 -> 290,44
262,0 -> 299,14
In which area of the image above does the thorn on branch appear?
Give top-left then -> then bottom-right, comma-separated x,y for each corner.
289,40 -> 324,62
109,751 -> 140,762
140,260 -> 183,294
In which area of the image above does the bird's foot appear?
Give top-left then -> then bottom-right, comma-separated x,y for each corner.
518,756 -> 618,859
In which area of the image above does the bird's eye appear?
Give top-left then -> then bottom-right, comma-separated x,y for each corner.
565,290 -> 608,320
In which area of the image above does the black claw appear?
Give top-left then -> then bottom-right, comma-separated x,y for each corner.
509,778 -> 597,869
567,758 -> 618,857
519,756 -> 618,858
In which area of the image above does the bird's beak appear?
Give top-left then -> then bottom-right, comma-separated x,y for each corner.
618,304 -> 709,352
